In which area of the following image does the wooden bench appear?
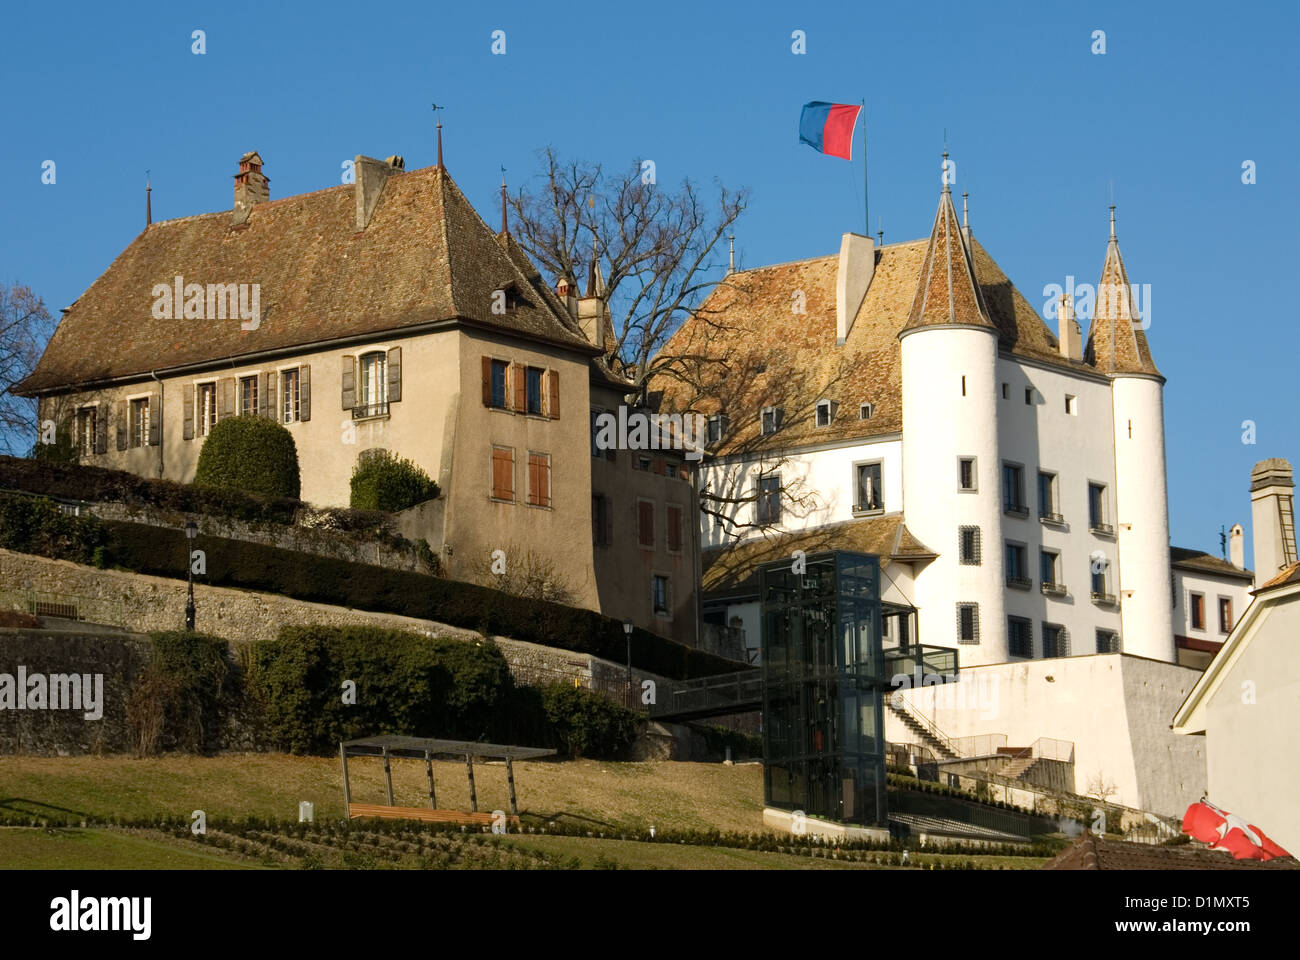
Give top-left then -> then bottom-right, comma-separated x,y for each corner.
347,803 -> 520,827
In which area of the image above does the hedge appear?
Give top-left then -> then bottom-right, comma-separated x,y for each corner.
194,417 -> 302,500
98,518 -> 742,680
0,492 -> 102,564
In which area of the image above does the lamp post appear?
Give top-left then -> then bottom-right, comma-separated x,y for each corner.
184,520 -> 198,631
623,619 -> 634,709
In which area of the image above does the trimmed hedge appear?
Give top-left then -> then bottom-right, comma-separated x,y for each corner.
99,519 -> 742,680
194,417 -> 301,500
349,449 -> 439,511
0,492 -> 102,564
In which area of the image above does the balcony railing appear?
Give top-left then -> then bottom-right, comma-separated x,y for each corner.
352,401 -> 390,420
1006,575 -> 1032,590
1039,511 -> 1065,525
1090,591 -> 1118,605
1040,581 -> 1068,598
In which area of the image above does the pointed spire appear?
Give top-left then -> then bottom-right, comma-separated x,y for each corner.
432,103 -> 445,169
145,171 -> 152,228
903,180 -> 994,332
1083,206 -> 1161,377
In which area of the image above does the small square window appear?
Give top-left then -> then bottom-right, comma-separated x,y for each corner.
859,402 -> 873,420
957,603 -> 980,644
706,414 -> 728,445
1042,623 -> 1069,658
1065,394 -> 1078,415
816,399 -> 836,427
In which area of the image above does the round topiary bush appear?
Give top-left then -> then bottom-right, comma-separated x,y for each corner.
349,448 -> 439,512
194,416 -> 301,500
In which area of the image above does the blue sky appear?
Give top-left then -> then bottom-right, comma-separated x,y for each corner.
3,0 -> 1296,560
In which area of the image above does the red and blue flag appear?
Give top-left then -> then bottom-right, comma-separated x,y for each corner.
799,101 -> 862,161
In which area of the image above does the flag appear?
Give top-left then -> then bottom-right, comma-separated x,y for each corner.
799,101 -> 862,161
1182,800 -> 1292,861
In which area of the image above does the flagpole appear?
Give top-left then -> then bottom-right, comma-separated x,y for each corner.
861,98 -> 868,238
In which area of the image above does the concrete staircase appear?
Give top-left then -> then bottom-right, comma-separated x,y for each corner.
886,700 -> 959,761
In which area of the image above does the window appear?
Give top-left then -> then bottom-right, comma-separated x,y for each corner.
667,504 -> 683,553
527,452 -> 551,507
816,399 -> 836,427
1001,383 -> 1009,400
636,455 -> 652,472
1042,623 -> 1069,658
652,575 -> 670,615
1218,597 -> 1233,634
761,406 -> 783,436
592,494 -> 612,547
1005,542 -> 1030,587
1096,629 -> 1121,654
488,359 -> 509,409
757,474 -> 782,524
198,383 -> 217,436
1088,483 -> 1110,533
1190,592 -> 1205,630
129,397 -> 150,448
76,406 -> 97,456
1040,550 -> 1061,592
1008,617 -> 1033,658
855,462 -> 883,512
956,603 -> 980,644
240,375 -> 259,417
706,414 -> 728,445
526,367 -> 544,415
960,376 -> 966,397
1024,387 -> 1033,405
282,368 -> 301,423
959,526 -> 981,565
638,500 -> 655,547
958,457 -> 976,491
491,446 -> 514,501
859,402 -> 874,420
1065,394 -> 1078,415
1091,561 -> 1112,601
358,352 -> 388,416
1038,471 -> 1061,522
1002,463 -> 1026,514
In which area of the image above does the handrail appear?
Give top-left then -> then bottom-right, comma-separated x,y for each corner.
887,689 -> 966,758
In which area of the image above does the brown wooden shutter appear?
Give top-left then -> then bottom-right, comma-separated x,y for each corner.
387,346 -> 402,403
481,357 -> 493,406
219,377 -> 235,420
263,371 -> 276,421
491,447 -> 514,500
94,407 -> 107,454
115,401 -> 127,451
299,364 -> 311,421
603,496 -> 614,546
512,363 -> 527,412
668,505 -> 682,552
527,453 -> 550,507
148,394 -> 162,446
638,501 -> 654,546
341,355 -> 355,411
183,385 -> 194,440
548,369 -> 560,419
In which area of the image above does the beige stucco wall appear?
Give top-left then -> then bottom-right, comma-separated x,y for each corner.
1203,593 -> 1300,855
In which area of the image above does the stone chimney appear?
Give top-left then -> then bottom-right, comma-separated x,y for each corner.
1250,458 -> 1297,578
232,151 -> 270,225
555,276 -> 579,318
354,155 -> 404,231
1229,523 -> 1245,569
836,233 -> 874,345
1057,294 -> 1082,361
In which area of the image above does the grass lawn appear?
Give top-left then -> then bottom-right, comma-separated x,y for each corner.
0,827 -> 258,870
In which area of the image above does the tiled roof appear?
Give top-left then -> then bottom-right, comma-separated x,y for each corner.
1170,547 -> 1254,582
1257,560 -> 1300,592
702,515 -> 934,596
18,165 -> 595,395
1083,229 -> 1161,378
1042,834 -> 1299,870
902,188 -> 994,332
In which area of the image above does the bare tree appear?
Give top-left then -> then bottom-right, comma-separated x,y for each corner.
0,282 -> 57,456
1085,771 -> 1119,805
474,542 -> 578,607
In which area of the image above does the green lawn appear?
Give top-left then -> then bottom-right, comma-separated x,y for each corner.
0,827 -> 258,870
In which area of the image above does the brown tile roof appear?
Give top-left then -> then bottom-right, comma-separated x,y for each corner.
1170,547 -> 1254,582
702,515 -> 934,596
902,189 -> 994,332
1042,834 -> 1299,870
654,211 -> 1099,456
1257,560 -> 1300,592
17,165 -> 596,395
1083,233 -> 1161,378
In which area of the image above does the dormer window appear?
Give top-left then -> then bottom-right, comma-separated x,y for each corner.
760,406 -> 783,436
816,399 -> 837,427
859,402 -> 874,420
706,413 -> 729,445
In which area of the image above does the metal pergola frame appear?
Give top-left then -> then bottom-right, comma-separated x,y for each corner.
340,736 -> 556,817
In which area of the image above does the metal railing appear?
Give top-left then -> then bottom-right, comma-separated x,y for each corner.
647,669 -> 763,722
0,588 -> 126,628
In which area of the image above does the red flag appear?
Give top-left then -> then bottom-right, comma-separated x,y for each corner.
1182,800 -> 1291,861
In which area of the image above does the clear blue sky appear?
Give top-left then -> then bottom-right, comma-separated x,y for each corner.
3,0 -> 1296,561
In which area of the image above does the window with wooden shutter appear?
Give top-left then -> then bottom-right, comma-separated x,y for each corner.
219,377 -> 235,420
667,505 -> 682,553
148,394 -> 161,446
183,385 -> 194,440
491,446 -> 514,501
262,371 -> 275,419
548,369 -> 560,419
299,364 -> 311,421
638,500 -> 655,547
527,452 -> 551,507
93,405 -> 107,454
387,346 -> 402,403
115,401 -> 127,451
482,357 -> 493,406
341,355 -> 356,411
512,363 -> 527,412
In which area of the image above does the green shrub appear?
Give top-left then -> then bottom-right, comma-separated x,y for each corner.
194,417 -> 301,500
349,449 -> 439,512
29,421 -> 78,463
125,631 -> 242,755
0,492 -> 103,563
541,684 -> 639,760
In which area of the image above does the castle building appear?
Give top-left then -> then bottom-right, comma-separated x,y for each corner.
657,167 -> 1181,669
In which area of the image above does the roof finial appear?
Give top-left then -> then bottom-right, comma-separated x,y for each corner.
876,216 -> 883,247
962,191 -> 969,229
145,170 -> 152,228
1109,204 -> 1116,241
728,233 -> 735,274
432,103 -> 444,169
500,165 -> 508,234
941,148 -> 950,194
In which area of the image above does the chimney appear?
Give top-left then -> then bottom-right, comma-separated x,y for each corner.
836,233 -> 875,345
1229,523 -> 1245,569
232,151 -> 270,225
555,276 -> 579,318
354,155 -> 404,231
1057,294 -> 1082,361
1250,458 -> 1297,577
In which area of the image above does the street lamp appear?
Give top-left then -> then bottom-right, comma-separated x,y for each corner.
184,520 -> 198,631
623,619 -> 634,708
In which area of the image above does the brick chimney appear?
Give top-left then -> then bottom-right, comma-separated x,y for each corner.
1057,294 -> 1082,361
233,151 -> 270,225
1250,458 -> 1297,578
